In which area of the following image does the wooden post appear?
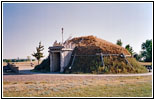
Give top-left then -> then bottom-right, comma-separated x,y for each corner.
69,54 -> 76,69
100,53 -> 104,66
62,28 -> 64,45
123,53 -> 133,68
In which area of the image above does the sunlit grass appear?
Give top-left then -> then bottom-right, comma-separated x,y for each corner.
3,76 -> 152,97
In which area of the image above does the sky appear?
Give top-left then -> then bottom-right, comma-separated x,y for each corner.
3,2 -> 153,59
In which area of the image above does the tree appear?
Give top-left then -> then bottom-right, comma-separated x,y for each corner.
125,44 -> 133,55
32,42 -> 44,64
133,53 -> 141,61
116,39 -> 122,46
141,39 -> 152,62
27,56 -> 31,61
4,59 -> 11,63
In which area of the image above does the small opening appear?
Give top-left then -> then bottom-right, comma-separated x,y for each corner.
53,52 -> 60,72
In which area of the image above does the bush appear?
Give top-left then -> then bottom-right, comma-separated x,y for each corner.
33,56 -> 50,72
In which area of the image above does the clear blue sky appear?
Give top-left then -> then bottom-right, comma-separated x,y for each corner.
3,3 -> 153,59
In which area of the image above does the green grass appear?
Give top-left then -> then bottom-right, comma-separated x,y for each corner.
65,56 -> 148,74
32,54 -> 148,74
3,82 -> 152,97
54,82 -> 152,97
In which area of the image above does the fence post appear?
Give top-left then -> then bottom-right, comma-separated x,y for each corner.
123,53 -> 133,68
100,53 -> 104,66
69,54 -> 76,69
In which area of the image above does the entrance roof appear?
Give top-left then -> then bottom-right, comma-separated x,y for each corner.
49,46 -> 73,52
49,46 -> 64,50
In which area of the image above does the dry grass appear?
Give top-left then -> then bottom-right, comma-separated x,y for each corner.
139,62 -> 152,66
3,61 -> 38,66
64,36 -> 147,74
3,75 -> 152,97
68,35 -> 130,55
65,56 -> 148,74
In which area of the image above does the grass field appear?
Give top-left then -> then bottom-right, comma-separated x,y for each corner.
3,61 -> 152,97
3,75 -> 152,97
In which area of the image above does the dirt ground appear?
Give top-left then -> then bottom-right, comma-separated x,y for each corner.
3,61 -> 38,74
3,74 -> 152,97
3,61 -> 152,97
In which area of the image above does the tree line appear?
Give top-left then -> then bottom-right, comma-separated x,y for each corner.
3,59 -> 35,63
116,39 -> 152,62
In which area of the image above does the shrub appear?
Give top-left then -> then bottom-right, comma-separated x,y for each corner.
33,56 -> 50,72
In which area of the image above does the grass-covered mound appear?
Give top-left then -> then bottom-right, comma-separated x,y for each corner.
32,56 -> 50,72
33,35 -> 148,74
64,56 -> 148,74
68,35 -> 130,55
103,56 -> 147,73
64,35 -> 148,74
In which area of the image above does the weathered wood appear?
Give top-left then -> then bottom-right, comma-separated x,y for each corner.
125,55 -> 132,58
71,54 -> 119,56
100,53 -> 104,66
69,54 -> 76,69
96,53 -> 120,56
124,56 -> 133,68
71,53 -> 132,57
71,55 -> 97,56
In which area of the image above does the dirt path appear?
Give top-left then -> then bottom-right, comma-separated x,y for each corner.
3,61 -> 152,81
3,72 -> 152,82
57,72 -> 152,77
